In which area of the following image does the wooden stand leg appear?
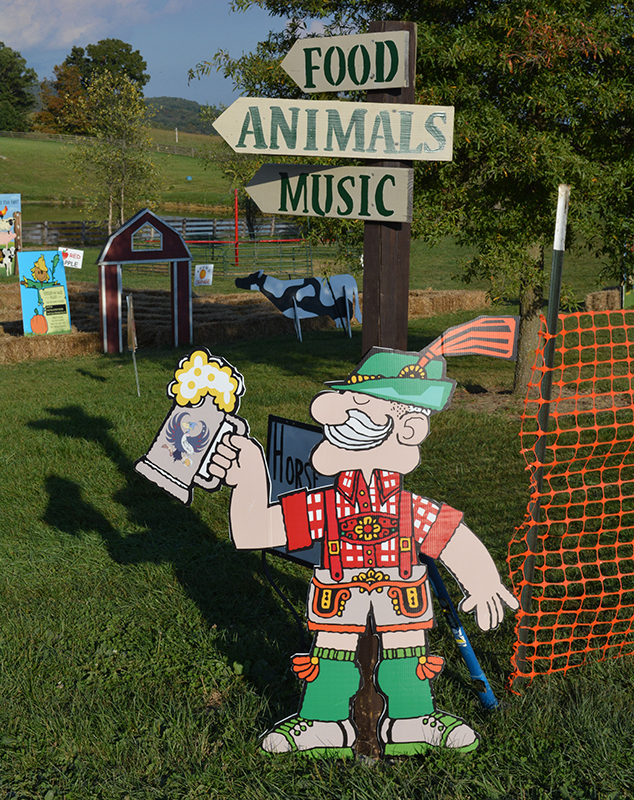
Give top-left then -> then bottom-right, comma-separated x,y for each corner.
352,621 -> 384,759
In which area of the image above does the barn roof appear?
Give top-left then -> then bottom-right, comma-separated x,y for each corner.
98,208 -> 192,265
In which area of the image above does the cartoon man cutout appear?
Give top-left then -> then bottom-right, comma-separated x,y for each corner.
208,324 -> 519,757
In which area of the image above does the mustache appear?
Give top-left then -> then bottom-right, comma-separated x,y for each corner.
323,408 -> 394,451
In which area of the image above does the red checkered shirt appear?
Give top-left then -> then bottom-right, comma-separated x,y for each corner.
280,469 -> 462,570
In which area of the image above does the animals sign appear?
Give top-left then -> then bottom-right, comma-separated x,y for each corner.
234,270 -> 362,340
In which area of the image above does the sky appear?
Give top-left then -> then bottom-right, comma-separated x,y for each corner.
2,0 -> 322,107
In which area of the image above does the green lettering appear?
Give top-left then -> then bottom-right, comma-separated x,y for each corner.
303,46 -> 322,89
336,176 -> 355,216
311,174 -> 334,217
375,174 -> 396,217
279,172 -> 309,213
324,46 -> 345,86
270,106 -> 299,150
348,44 -> 370,86
325,108 -> 367,152
359,174 -> 371,216
398,110 -> 423,155
304,108 -> 318,151
424,112 -> 447,153
384,40 -> 399,82
367,111 -> 398,154
236,107 -> 267,149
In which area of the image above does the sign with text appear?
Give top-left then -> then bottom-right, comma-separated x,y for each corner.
17,250 -> 72,336
247,164 -> 413,222
59,247 -> 84,270
281,30 -> 409,93
213,97 -> 454,161
266,415 -> 331,567
194,264 -> 214,286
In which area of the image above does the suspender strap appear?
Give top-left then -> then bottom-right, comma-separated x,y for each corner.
398,490 -> 414,579
324,488 -> 343,581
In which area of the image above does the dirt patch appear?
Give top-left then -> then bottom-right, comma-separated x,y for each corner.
0,282 -> 489,363
450,385 -> 523,417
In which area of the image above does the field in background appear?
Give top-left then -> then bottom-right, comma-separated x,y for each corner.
0,133 -> 232,212
1,133 -> 608,302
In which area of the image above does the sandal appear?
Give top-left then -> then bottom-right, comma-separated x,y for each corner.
380,711 -> 480,755
261,715 -> 356,758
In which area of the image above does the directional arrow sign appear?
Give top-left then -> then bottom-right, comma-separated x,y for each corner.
213,98 -> 454,161
246,164 -> 413,223
281,30 -> 410,93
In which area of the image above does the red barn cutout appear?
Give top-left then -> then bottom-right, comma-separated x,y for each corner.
97,209 -> 192,353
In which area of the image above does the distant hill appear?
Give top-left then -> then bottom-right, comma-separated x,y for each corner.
145,96 -> 216,135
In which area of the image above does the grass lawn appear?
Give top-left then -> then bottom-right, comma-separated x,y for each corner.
1,316 -> 633,799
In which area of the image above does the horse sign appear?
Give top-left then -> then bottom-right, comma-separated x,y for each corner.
281,30 -> 410,93
246,164 -> 413,223
213,98 -> 454,161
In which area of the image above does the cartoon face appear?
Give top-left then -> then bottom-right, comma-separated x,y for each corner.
309,390 -> 430,479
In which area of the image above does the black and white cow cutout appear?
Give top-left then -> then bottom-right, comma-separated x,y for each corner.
234,270 -> 362,341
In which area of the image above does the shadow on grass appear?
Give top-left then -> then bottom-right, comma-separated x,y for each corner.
31,404 -> 311,706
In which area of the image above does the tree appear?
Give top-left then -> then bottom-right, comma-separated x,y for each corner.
193,1 -> 634,393
33,64 -> 91,134
34,40 -> 149,136
0,42 -> 38,131
65,39 -> 149,89
68,72 -> 161,233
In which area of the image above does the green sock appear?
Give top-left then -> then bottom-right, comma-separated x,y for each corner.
377,648 -> 435,719
299,648 -> 361,722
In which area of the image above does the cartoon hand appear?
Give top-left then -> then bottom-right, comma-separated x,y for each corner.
460,584 -> 519,632
206,434 -> 264,489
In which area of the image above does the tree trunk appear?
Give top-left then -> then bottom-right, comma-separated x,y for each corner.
513,280 -> 544,397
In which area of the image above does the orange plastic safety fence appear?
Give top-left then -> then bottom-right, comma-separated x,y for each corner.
509,311 -> 634,685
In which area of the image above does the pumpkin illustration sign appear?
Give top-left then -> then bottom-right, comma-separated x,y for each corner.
17,251 -> 72,335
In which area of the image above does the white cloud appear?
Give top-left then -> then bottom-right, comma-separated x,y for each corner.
1,0 -> 187,52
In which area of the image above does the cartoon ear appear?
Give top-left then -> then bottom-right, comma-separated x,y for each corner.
396,412 -> 429,446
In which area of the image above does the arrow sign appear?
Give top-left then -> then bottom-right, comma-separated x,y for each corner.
281,30 -> 410,93
213,97 -> 454,161
246,164 -> 413,223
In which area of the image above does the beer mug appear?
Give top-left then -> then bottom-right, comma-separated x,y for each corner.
135,348 -> 247,505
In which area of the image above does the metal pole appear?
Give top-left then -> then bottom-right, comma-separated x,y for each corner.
234,189 -> 239,271
515,184 -> 570,677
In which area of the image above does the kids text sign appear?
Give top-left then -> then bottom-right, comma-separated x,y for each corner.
281,30 -> 410,93
17,251 -> 72,336
246,164 -> 413,223
213,98 -> 454,161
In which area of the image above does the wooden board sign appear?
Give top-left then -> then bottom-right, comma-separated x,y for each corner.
246,164 -> 413,222
281,30 -> 410,93
213,97 -> 454,161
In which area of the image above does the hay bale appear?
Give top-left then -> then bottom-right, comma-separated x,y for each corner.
585,288 -> 621,311
407,290 -> 489,318
0,282 -> 491,363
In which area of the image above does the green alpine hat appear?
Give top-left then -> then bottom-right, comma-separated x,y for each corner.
328,347 -> 456,412
328,316 -> 520,412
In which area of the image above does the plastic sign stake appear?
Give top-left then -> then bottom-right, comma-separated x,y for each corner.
246,164 -> 413,222
281,31 -> 410,93
213,98 -> 454,161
